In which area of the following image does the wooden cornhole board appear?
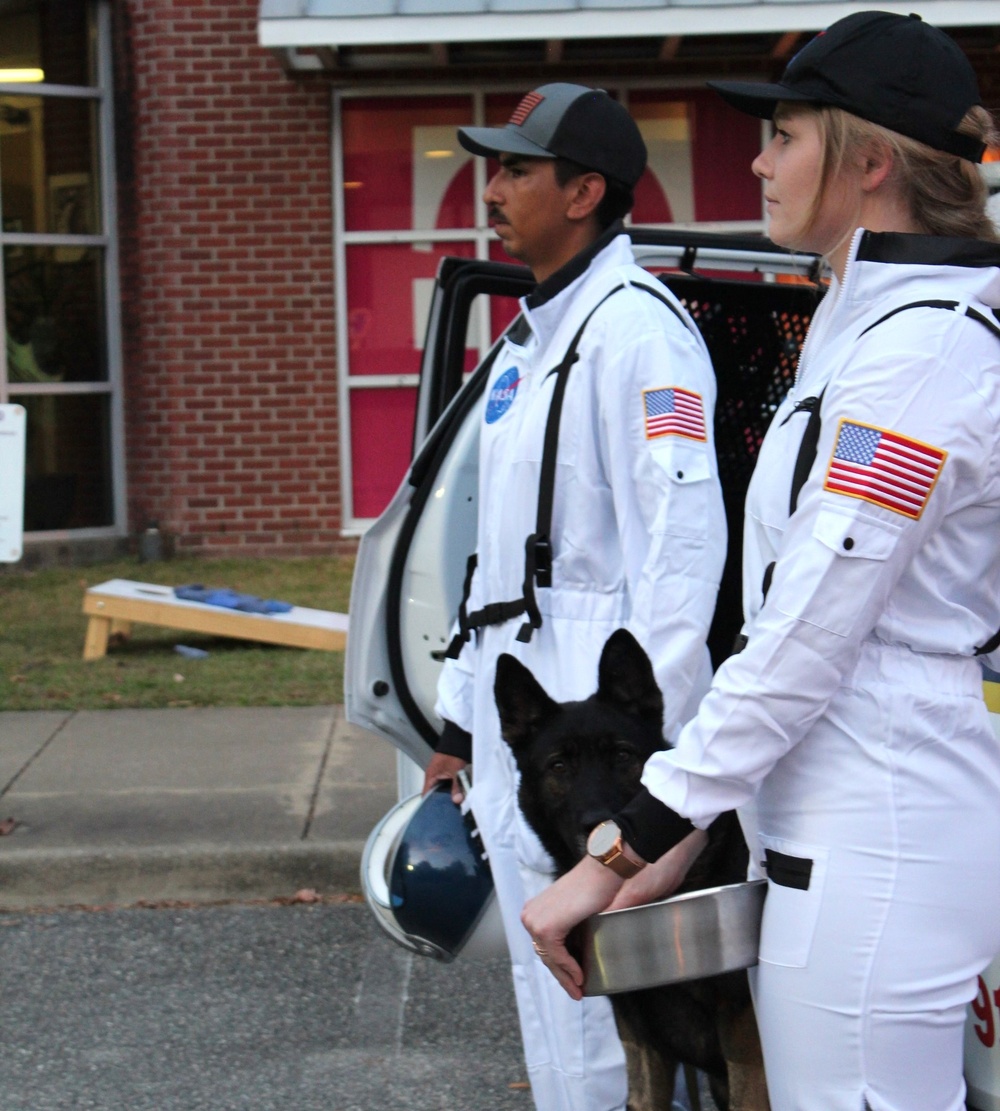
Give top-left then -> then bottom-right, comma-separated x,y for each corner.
82,579 -> 348,661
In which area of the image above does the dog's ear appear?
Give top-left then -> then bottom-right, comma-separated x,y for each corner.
596,629 -> 664,725
494,654 -> 558,753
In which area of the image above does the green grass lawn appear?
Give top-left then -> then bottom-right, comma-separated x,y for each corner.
0,557 -> 354,711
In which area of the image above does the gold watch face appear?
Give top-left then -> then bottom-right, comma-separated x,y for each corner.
588,820 -> 621,858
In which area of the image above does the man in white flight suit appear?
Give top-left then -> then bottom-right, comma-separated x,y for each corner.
421,84 -> 727,1111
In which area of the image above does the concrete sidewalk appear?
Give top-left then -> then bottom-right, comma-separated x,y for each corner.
0,706 -> 398,910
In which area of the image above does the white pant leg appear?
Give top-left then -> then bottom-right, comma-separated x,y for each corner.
484,831 -> 628,1111
752,655 -> 1000,1111
467,651 -> 629,1111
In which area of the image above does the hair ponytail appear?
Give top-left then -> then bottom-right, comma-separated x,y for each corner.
820,105 -> 999,241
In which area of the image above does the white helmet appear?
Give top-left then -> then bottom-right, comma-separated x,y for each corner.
361,783 -> 506,962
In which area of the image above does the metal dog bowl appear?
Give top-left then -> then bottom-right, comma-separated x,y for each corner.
581,879 -> 767,996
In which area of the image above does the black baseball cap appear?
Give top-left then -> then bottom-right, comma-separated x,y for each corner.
709,11 -> 986,163
457,83 -> 647,189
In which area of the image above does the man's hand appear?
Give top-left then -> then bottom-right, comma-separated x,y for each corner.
607,828 -> 708,910
521,856 -> 623,1000
421,752 -> 468,803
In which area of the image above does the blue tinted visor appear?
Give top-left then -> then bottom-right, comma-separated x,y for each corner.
389,783 -> 494,961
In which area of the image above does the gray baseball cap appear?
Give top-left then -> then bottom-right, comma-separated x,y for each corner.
458,83 -> 647,189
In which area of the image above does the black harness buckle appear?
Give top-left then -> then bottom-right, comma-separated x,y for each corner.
533,537 -> 553,589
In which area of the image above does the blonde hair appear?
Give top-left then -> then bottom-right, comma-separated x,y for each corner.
810,103 -> 1000,242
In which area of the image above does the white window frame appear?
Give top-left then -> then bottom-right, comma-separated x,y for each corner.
0,0 -> 126,541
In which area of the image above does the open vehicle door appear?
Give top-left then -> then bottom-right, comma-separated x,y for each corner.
345,255 -> 534,770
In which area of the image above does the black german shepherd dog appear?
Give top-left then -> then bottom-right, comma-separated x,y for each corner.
494,629 -> 768,1111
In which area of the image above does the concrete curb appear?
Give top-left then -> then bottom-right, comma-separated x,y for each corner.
0,841 -> 366,911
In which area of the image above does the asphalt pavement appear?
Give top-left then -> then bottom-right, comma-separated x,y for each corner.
0,900 -> 530,1111
0,707 -> 712,1111
0,706 -> 399,910
0,707 -> 534,1110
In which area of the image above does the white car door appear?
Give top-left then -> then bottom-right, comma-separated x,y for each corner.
345,256 -> 534,769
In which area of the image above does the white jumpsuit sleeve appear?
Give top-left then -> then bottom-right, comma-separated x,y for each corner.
595,291 -> 728,736
642,316 -> 998,827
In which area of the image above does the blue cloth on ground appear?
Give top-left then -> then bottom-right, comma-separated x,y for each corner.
173,584 -> 294,614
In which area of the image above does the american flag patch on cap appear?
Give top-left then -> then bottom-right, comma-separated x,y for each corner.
509,91 -> 544,127
824,419 -> 946,519
643,386 -> 706,441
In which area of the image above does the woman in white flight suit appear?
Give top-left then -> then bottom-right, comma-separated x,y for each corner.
523,13 -> 1000,1111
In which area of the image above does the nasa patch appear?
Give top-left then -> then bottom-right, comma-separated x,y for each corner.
485,366 -> 522,424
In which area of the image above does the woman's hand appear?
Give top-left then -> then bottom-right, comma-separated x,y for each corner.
521,856 -> 624,1000
608,828 -> 708,910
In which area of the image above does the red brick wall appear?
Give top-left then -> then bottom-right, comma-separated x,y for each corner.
106,5 -> 997,561
114,0 -> 350,556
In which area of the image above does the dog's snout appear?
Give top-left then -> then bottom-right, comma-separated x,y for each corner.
578,809 -> 614,837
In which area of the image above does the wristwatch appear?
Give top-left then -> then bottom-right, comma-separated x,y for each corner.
586,819 -> 646,879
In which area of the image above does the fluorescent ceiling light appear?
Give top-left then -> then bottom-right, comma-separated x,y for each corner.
0,68 -> 44,82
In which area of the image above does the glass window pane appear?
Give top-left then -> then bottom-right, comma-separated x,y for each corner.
1,95 -> 100,235
342,96 -> 475,231
5,246 -> 107,383
350,386 -> 417,519
0,2 -> 96,88
631,90 -> 762,224
22,392 -> 113,531
346,241 -> 477,378
484,93 -> 522,126
630,97 -> 693,223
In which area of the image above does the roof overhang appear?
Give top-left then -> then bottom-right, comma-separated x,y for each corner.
258,1 -> 1000,79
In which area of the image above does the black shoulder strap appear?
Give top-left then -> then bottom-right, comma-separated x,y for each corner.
857,298 -> 960,337
760,387 -> 827,602
858,299 -> 1000,343
788,390 -> 826,517
515,292 -> 617,642
446,280 -> 686,657
623,279 -> 692,333
517,280 -> 693,643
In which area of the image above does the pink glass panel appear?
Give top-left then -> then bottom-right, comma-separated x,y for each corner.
346,241 -> 477,378
687,91 -> 762,222
630,90 -> 761,224
342,96 -> 476,231
350,387 -> 417,519
484,93 -> 523,126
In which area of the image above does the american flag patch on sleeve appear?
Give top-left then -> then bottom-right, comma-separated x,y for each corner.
823,419 -> 946,519
643,386 -> 706,442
